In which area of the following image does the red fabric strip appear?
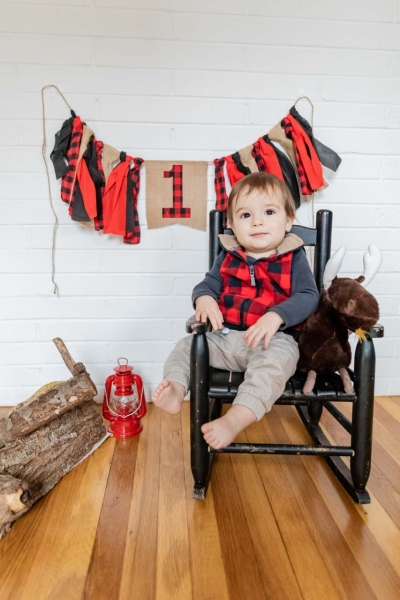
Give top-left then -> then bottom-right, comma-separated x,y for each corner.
102,157 -> 132,236
252,138 -> 284,181
282,115 -> 324,194
75,157 -> 97,219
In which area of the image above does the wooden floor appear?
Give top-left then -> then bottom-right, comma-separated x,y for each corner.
1,398 -> 400,600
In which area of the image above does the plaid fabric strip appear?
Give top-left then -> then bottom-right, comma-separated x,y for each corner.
218,250 -> 293,329
124,158 -> 143,245
213,158 -> 228,212
285,114 -> 324,191
251,142 -> 266,172
94,140 -> 106,231
281,117 -> 313,195
60,116 -> 84,207
162,165 -> 190,218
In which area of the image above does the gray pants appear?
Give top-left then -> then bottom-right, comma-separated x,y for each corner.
163,330 -> 299,421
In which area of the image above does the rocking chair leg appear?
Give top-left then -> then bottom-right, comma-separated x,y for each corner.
308,400 -> 323,425
351,336 -> 376,492
190,333 -> 212,499
210,397 -> 223,422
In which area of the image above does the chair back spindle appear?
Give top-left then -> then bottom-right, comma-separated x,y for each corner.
314,210 -> 332,292
209,210 -> 225,270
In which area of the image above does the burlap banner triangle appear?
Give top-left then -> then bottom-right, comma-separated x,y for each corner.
145,160 -> 207,231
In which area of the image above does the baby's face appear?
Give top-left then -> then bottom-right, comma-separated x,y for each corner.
230,188 -> 293,258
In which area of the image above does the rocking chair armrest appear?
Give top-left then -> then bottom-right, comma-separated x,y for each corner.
366,323 -> 384,339
186,315 -> 211,335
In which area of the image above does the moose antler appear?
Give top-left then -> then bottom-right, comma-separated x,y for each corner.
323,245 -> 346,290
361,245 -> 382,288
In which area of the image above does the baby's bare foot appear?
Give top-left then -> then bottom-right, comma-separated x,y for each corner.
201,404 -> 257,449
152,380 -> 185,415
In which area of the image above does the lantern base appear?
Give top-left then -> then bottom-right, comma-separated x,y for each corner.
108,418 -> 143,438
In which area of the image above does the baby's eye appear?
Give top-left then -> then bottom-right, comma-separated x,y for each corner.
240,212 -> 251,219
265,209 -> 275,215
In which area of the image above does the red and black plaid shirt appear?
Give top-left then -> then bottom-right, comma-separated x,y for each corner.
218,249 -> 293,329
61,115 -> 84,210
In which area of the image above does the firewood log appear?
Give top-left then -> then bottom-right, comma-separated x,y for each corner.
0,373 -> 97,449
0,401 -> 106,539
0,338 -> 108,539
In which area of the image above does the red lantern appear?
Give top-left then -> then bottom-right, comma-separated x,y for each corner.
102,358 -> 147,438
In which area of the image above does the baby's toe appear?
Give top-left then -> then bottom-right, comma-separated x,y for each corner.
201,422 -> 213,434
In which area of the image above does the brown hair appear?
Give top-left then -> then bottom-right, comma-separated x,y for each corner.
227,173 -> 296,223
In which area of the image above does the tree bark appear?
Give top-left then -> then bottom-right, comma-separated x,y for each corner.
52,337 -> 86,377
0,401 -> 107,539
0,372 -> 97,449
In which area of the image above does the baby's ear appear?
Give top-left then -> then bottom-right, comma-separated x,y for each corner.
285,216 -> 294,232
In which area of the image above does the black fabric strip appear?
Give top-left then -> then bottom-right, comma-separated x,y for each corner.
50,116 -> 74,179
125,168 -> 134,234
71,181 -> 90,222
232,152 -> 251,176
289,105 -> 341,172
84,136 -> 104,220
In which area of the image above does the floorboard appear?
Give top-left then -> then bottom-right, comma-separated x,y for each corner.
181,405 -> 230,600
84,436 -> 138,600
1,398 -> 400,600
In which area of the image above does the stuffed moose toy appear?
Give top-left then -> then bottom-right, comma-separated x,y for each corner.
297,245 -> 382,394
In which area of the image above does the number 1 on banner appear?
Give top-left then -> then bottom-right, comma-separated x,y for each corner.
162,165 -> 191,218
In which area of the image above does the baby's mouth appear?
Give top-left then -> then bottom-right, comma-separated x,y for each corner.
251,232 -> 268,237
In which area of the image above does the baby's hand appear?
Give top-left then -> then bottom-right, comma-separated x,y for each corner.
195,295 -> 224,331
243,311 -> 284,349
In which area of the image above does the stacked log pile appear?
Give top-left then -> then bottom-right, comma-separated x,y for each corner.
0,339 -> 107,539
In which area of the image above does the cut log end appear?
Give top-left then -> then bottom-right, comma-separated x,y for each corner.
0,474 -> 31,528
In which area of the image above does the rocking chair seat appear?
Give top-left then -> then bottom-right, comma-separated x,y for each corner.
209,368 -> 357,403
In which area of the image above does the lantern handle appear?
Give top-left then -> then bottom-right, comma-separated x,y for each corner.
105,380 -> 144,419
118,357 -> 129,367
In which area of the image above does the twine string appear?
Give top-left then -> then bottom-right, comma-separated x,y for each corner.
41,85 -> 72,295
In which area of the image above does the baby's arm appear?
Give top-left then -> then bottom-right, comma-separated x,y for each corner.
192,252 -> 225,330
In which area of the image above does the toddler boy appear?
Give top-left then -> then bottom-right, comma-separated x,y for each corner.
152,173 -> 319,448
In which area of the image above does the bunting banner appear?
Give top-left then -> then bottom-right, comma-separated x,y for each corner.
43,87 -> 342,294
49,97 -> 341,244
145,160 -> 208,231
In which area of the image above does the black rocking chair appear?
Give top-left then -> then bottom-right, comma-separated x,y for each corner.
186,209 -> 383,504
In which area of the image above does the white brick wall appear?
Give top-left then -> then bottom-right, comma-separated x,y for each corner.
0,0 -> 399,405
